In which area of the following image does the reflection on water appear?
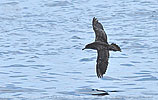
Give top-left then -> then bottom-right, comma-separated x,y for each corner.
0,0 -> 158,99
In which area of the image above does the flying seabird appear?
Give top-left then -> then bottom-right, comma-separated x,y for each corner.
82,17 -> 121,78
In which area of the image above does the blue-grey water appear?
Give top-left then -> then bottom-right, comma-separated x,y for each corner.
0,0 -> 158,100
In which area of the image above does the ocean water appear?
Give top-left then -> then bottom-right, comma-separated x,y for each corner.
0,0 -> 158,100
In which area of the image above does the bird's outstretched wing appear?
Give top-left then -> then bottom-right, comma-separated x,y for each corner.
96,49 -> 109,78
92,17 -> 108,43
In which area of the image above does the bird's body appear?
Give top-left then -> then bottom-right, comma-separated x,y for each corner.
83,17 -> 121,78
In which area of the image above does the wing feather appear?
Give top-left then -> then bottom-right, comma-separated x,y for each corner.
92,17 -> 108,43
96,49 -> 109,78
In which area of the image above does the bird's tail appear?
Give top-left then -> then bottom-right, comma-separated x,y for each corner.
109,43 -> 121,52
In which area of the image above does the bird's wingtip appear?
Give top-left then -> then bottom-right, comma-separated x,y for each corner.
97,73 -> 104,78
97,75 -> 103,78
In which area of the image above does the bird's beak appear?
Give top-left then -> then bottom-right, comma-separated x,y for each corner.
82,48 -> 85,50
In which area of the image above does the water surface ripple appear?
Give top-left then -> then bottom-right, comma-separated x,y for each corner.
0,0 -> 158,99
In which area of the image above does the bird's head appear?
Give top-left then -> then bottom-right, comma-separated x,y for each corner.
82,44 -> 93,50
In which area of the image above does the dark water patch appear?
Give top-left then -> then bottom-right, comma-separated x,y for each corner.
36,51 -> 59,55
145,60 -> 153,63
31,66 -> 39,69
1,64 -> 27,68
140,70 -> 151,73
77,86 -> 91,89
57,91 -> 78,96
0,51 -> 25,55
71,40 -> 79,42
123,76 -> 138,79
130,61 -> 141,63
45,1 -> 72,7
100,86 -> 119,89
30,65 -> 46,69
6,57 -> 15,60
16,38 -> 28,42
9,31 -> 26,37
65,71 -> 82,74
12,82 -> 22,84
121,53 -> 127,56
121,83 -> 136,86
0,85 -> 45,93
0,52 -> 8,55
20,95 -> 148,100
71,78 -> 82,80
36,75 -> 55,79
44,87 -> 56,89
141,57 -> 149,59
10,71 -> 22,74
72,44 -> 82,49
142,91 -> 158,96
0,45 -> 10,48
43,76 -> 56,79
68,30 -> 85,33
36,52 -> 59,55
123,75 -> 154,79
0,72 -> 9,74
0,16 -> 16,21
134,34 -> 158,38
120,64 -> 134,67
40,80 -> 52,82
57,47 -> 71,50
79,57 -> 95,62
9,75 -> 28,78
40,71 -> 48,74
110,56 -> 128,58
133,51 -> 144,54
71,36 -> 82,40
134,72 -> 150,75
48,72 -> 63,76
44,68 -> 52,70
20,78 -> 28,81
13,93 -> 22,96
40,76 -> 55,79
0,98 -> 10,100
85,81 -> 98,83
85,50 -> 96,53
0,2 -> 19,6
26,60 -> 35,62
30,65 -> 45,68
130,87 -> 146,90
135,75 -> 158,81
86,75 -> 96,77
8,51 -> 25,55
130,44 -> 149,49
20,48 -> 38,52
102,76 -> 120,81
50,80 -> 58,82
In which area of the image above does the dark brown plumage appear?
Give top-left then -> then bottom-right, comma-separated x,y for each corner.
82,17 -> 121,78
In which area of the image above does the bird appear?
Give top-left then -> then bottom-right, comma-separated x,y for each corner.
82,17 -> 121,78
